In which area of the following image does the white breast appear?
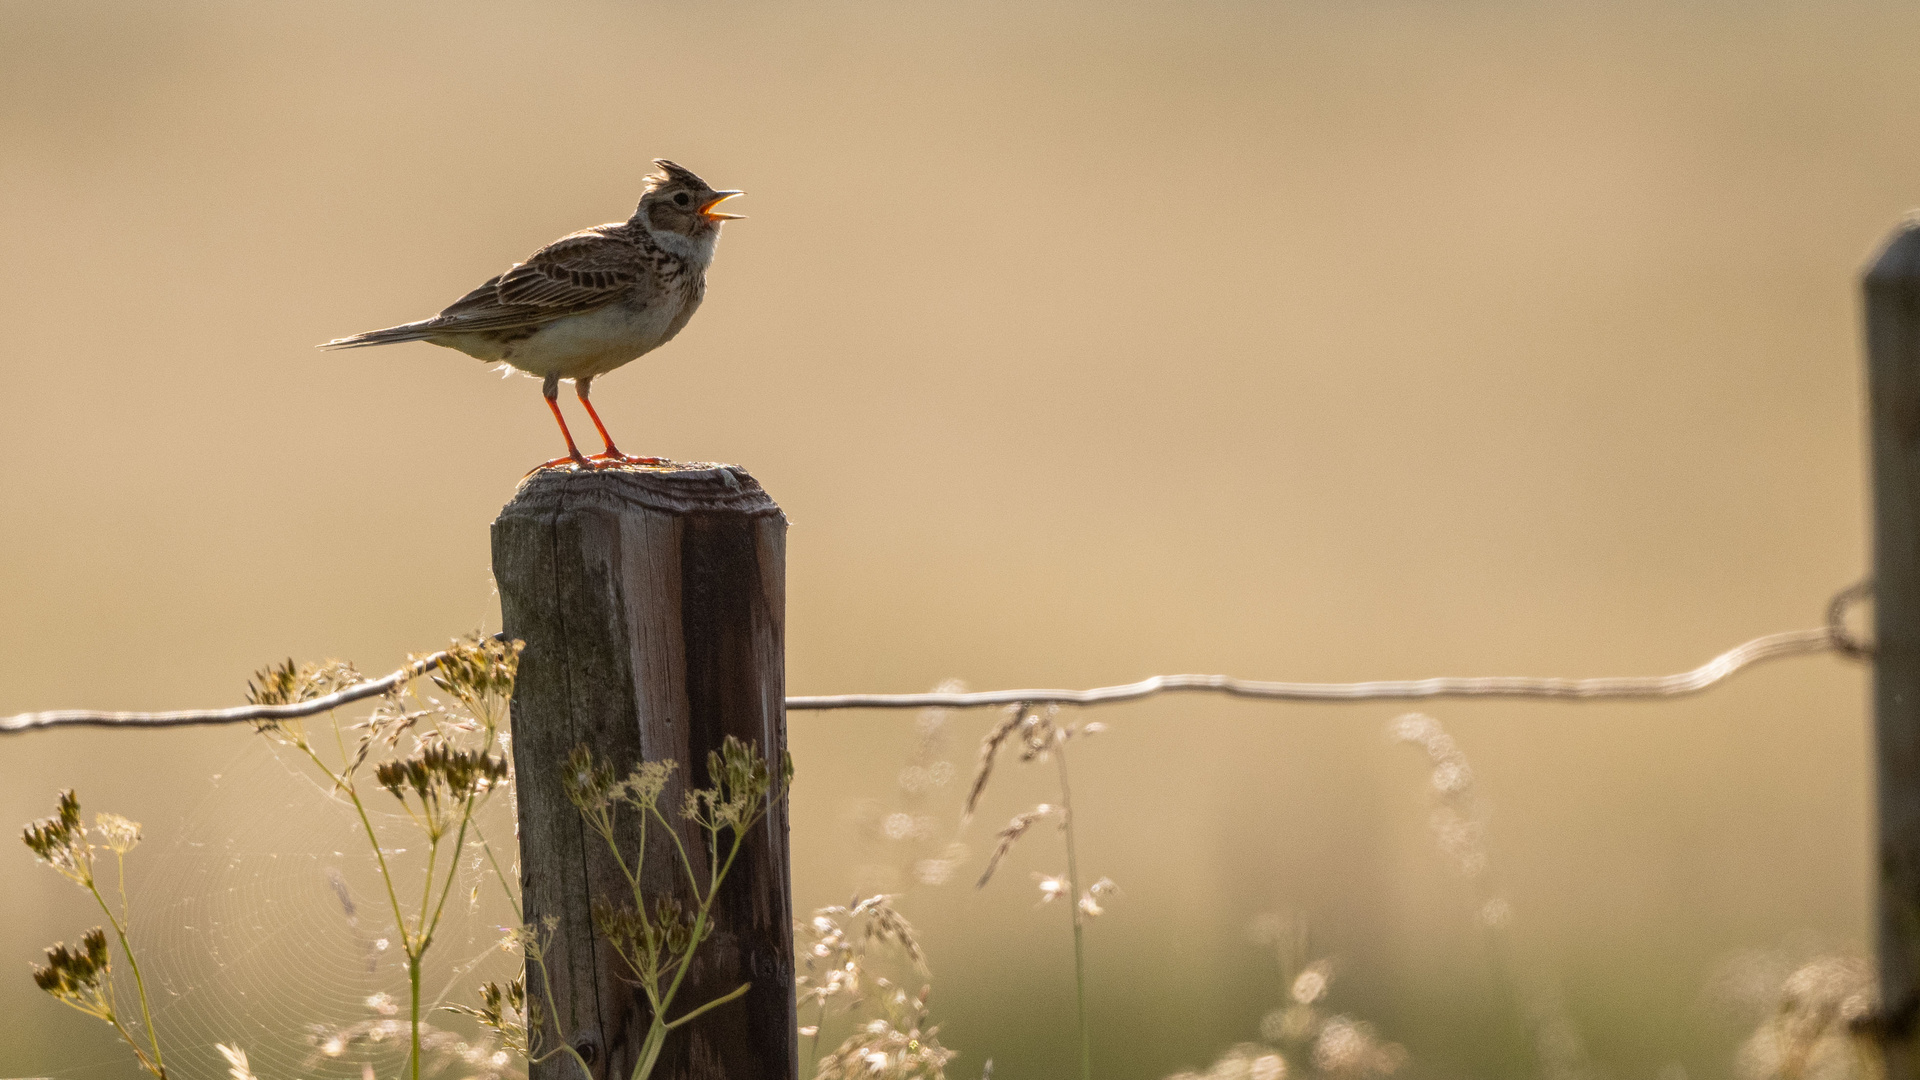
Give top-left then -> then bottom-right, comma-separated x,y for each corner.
499,298 -> 686,380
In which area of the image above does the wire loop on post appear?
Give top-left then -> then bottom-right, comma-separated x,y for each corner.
1829,579 -> 1875,659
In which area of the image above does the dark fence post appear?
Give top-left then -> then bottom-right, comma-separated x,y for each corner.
1868,219 -> 1920,1078
492,466 -> 794,1080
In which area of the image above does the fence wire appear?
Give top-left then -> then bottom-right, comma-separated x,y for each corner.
0,585 -> 1869,735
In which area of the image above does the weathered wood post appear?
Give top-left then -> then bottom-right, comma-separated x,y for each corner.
1868,219 -> 1920,1078
492,465 -> 794,1080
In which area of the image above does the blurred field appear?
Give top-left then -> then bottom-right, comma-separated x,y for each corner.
0,1 -> 1910,1077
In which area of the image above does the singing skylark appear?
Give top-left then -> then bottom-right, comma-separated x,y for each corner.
321,159 -> 743,468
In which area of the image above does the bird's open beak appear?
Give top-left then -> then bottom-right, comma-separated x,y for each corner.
699,191 -> 746,221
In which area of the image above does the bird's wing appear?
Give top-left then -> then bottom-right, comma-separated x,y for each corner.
421,225 -> 643,333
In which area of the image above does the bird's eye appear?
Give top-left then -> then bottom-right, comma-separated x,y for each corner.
673,193 -> 689,206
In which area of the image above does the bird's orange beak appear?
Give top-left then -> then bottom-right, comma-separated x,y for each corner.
699,191 -> 746,221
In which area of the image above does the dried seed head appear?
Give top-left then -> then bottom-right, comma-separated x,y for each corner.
849,894 -> 928,972
23,790 -> 90,883
94,813 -> 142,856
685,736 -> 777,835
245,658 -> 363,708
623,759 -> 675,810
217,1043 -> 261,1080
964,706 -> 1025,821
1016,707 -> 1063,763
1079,877 -> 1120,918
1292,961 -> 1333,1005
975,804 -> 1058,888
1311,1017 -> 1407,1077
375,743 -> 509,816
563,745 -> 619,813
1034,874 -> 1069,903
811,976 -> 956,1080
426,634 -> 523,709
31,927 -> 111,1007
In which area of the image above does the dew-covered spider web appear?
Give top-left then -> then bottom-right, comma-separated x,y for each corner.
48,731 -> 526,1080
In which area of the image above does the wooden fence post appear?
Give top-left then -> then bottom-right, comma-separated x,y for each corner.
492,465 -> 793,1080
1868,219 -> 1920,1078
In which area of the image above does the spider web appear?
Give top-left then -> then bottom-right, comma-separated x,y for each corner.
49,734 -> 525,1080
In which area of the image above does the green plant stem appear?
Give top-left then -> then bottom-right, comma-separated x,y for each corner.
627,829 -> 750,1080
409,956 -> 423,1080
666,981 -> 749,1028
87,864 -> 165,1078
407,791 -> 492,1077
1055,745 -> 1091,1080
624,980 -> 750,1080
416,834 -> 439,941
604,811 -> 641,893
97,1005 -> 160,1078
402,833 -> 440,1080
422,803 -> 479,950
634,1022 -> 669,1080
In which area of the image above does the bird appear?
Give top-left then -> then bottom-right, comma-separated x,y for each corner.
320,159 -> 743,470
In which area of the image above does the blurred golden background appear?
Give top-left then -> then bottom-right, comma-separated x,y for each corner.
1,1 -> 1909,1077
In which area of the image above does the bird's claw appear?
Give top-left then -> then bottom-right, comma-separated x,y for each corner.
524,450 -> 665,477
589,450 -> 669,468
525,453 -> 595,477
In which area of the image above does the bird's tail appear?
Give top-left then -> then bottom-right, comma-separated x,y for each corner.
317,320 -> 442,350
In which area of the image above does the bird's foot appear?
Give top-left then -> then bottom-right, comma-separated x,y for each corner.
589,449 -> 669,468
526,452 -> 595,477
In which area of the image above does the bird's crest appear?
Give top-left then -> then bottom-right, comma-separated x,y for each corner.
644,159 -> 709,194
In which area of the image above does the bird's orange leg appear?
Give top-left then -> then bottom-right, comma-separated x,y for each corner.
535,378 -> 592,471
577,378 -> 665,467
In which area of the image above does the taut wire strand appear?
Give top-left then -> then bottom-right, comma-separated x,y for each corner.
785,627 -> 1840,710
0,648 -> 461,734
0,585 -> 1869,733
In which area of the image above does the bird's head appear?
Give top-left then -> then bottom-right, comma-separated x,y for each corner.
635,160 -> 743,250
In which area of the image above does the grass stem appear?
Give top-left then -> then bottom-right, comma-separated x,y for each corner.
1055,744 -> 1092,1080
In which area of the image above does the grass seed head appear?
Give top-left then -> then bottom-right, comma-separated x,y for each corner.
964,706 -> 1026,821
1016,707 -> 1063,763
975,804 -> 1058,888
216,1043 -> 261,1080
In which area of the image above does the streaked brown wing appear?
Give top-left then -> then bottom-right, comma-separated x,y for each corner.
423,225 -> 640,334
